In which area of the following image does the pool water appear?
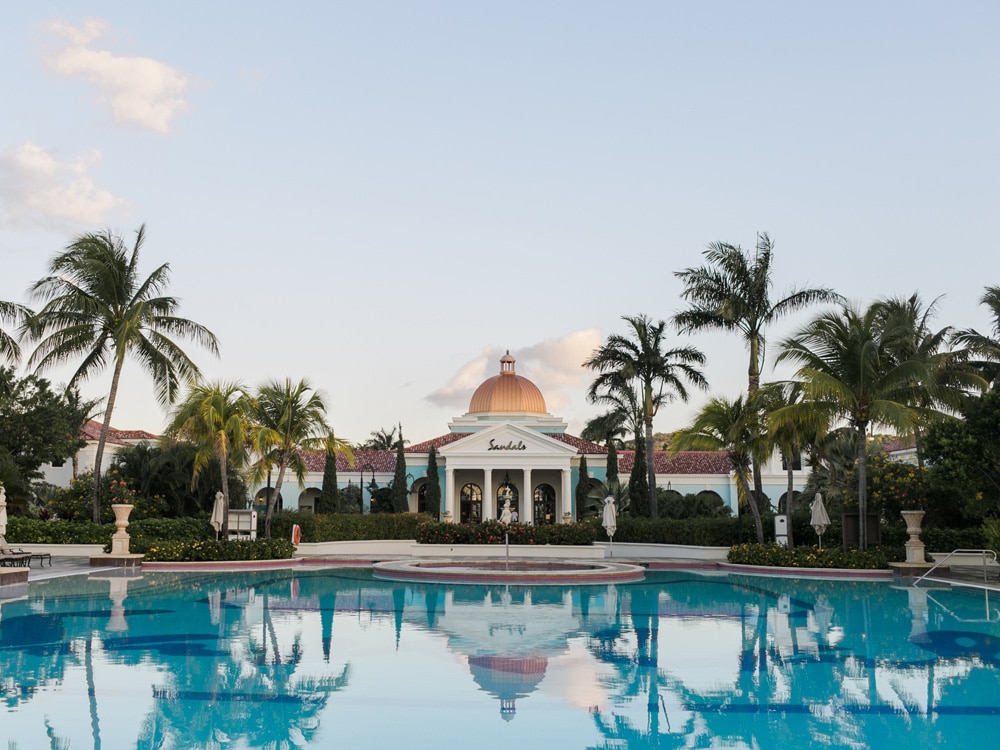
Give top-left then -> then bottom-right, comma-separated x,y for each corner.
3,568 -> 1000,748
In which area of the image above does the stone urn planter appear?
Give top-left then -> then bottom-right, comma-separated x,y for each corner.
901,509 -> 926,563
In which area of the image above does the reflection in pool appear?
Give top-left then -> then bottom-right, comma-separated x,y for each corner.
2,569 -> 1000,748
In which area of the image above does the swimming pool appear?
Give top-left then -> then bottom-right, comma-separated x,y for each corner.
2,567 -> 999,748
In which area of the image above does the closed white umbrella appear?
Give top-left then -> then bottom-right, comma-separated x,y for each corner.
602,496 -> 617,557
210,491 -> 226,538
811,492 -> 831,549
0,484 -> 7,537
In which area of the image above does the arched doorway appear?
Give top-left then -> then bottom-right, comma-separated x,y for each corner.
253,488 -> 283,512
533,484 -> 556,524
460,483 -> 482,523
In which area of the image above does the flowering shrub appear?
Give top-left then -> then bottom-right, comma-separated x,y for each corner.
847,451 -> 929,519
131,538 -> 294,562
108,478 -> 137,505
727,542 -> 896,569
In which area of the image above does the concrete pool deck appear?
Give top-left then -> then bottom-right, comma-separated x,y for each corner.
7,550 -> 999,593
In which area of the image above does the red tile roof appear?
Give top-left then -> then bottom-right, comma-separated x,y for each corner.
81,420 -> 160,445
406,433 -> 473,452
299,442 -> 730,476
618,450 -> 732,475
300,448 -> 398,473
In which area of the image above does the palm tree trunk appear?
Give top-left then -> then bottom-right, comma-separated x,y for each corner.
737,469 -> 764,543
92,359 -> 124,523
644,413 -> 658,519
856,422 -> 868,551
785,463 -> 795,548
218,441 -> 230,537
265,460 -> 287,539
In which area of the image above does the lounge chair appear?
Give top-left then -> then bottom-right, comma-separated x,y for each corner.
0,538 -> 32,567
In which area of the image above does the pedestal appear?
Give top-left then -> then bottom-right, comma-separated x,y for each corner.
901,510 -> 926,564
110,503 -> 134,556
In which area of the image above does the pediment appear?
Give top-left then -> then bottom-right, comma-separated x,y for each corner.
439,422 -> 578,458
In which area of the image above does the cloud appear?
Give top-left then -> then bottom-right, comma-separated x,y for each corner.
0,141 -> 127,227
425,329 -> 602,414
426,350 -> 493,411
42,19 -> 189,133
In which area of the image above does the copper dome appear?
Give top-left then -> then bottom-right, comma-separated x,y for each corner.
467,351 -> 547,415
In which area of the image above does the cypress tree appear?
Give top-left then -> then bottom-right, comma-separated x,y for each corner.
319,449 -> 339,513
425,445 -> 442,519
606,442 -> 619,485
391,423 -> 409,513
575,455 -> 590,518
629,440 -> 649,517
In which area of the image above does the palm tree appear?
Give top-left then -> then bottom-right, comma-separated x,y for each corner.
674,233 -> 841,500
250,378 -> 338,538
585,314 -> 707,518
167,380 -> 252,537
22,225 -> 219,521
877,293 -> 987,465
775,303 -> 927,549
671,393 -> 768,543
361,426 -> 405,450
760,380 -> 825,547
952,285 -> 1000,386
0,299 -> 31,364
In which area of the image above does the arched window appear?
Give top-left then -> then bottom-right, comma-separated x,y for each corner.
495,482 -> 519,519
460,483 -> 482,524
533,484 -> 556,524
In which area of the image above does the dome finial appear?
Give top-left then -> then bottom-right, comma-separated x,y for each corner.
500,350 -> 515,375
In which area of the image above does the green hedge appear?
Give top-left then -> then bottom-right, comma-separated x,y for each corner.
727,543 -> 900,569
605,517 -> 743,547
415,520 -> 598,546
919,526 -> 986,552
267,511 -> 429,542
131,538 -> 295,562
6,516 -> 216,545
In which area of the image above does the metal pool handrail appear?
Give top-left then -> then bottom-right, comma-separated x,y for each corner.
914,548 -> 998,585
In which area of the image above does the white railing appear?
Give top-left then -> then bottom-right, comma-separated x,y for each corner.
914,548 -> 998,585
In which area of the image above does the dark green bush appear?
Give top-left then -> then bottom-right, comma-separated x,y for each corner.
266,511 -> 428,542
415,520 -> 597,546
919,526 -> 986,552
6,515 -> 216,545
727,542 -> 900,569
132,538 -> 294,562
605,517 -> 742,546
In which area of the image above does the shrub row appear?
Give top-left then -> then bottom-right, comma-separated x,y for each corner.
6,516 -> 216,545
727,543 -> 900,570
131,538 -> 295,562
606,517 -> 743,547
267,511 -> 427,543
415,520 -> 598,546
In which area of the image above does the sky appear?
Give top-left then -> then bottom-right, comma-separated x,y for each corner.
1,2 -> 998,446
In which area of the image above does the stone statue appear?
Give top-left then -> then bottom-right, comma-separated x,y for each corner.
500,497 -> 512,526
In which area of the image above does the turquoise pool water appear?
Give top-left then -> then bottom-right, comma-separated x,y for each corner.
2,568 -> 1000,748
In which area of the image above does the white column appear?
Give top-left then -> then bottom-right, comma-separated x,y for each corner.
561,468 -> 573,522
483,469 -> 493,521
522,468 -> 533,524
445,467 -> 455,522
